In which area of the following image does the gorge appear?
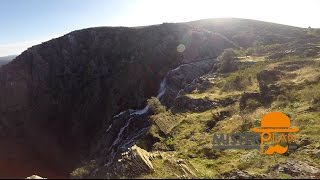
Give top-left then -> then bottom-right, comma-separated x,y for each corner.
1,18 -> 317,178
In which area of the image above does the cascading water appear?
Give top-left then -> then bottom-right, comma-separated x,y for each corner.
104,75 -> 169,166
105,58 -> 216,166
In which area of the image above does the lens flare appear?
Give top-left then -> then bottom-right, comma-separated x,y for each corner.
177,44 -> 186,53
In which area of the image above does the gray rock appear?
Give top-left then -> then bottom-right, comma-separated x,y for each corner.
221,169 -> 264,179
269,160 -> 320,178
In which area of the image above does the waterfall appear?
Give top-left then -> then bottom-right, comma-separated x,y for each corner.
105,58 -> 216,166
105,76 -> 169,165
131,105 -> 150,115
156,77 -> 167,99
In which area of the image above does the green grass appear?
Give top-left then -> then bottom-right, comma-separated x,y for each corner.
140,55 -> 320,178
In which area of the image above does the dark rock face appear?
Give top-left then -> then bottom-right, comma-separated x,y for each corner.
160,58 -> 217,107
0,23 -> 236,177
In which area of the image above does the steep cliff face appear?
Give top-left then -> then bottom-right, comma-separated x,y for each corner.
0,19 -> 309,178
0,23 -> 236,177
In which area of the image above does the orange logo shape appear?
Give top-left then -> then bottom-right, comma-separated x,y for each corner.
251,112 -> 299,155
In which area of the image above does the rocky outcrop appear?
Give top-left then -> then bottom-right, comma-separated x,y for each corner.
268,160 -> 320,178
161,157 -> 198,179
221,170 -> 265,179
93,145 -> 197,178
160,58 -> 217,107
114,145 -> 154,177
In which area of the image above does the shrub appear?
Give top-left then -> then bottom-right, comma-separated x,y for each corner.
244,47 -> 255,56
147,97 -> 166,114
217,49 -> 239,73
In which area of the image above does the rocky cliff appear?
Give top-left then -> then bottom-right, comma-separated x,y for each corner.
0,22 -> 237,178
0,19 -> 309,178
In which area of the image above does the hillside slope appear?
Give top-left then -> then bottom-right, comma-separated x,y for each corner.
0,18 -> 318,178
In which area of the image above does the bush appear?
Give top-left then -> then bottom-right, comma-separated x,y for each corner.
245,47 -> 255,56
147,97 -> 166,114
217,49 -> 239,73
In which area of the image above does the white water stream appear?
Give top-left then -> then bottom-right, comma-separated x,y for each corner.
105,58 -> 216,165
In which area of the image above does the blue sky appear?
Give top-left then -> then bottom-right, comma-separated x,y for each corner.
0,0 -> 133,43
1,0 -> 320,56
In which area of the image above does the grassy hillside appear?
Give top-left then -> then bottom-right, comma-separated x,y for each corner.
137,39 -> 320,178
67,19 -> 320,179
189,18 -> 307,48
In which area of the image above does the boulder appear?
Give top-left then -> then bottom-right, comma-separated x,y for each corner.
114,145 -> 154,177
